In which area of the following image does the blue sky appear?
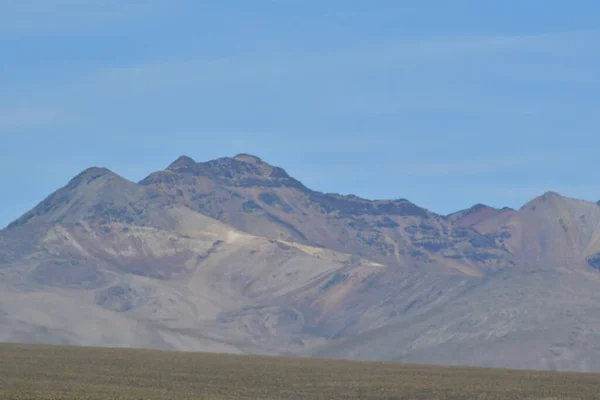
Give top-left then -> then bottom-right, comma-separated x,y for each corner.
1,1 -> 599,228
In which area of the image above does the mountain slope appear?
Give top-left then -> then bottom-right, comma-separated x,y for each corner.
9,167 -> 173,229
0,168 -> 387,354
469,192 -> 600,270
448,204 -> 516,228
2,154 -> 600,372
314,267 -> 600,371
140,154 -> 513,275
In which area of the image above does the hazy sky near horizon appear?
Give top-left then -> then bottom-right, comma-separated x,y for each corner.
1,1 -> 599,228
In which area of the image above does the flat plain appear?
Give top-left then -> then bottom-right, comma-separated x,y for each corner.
0,343 -> 599,399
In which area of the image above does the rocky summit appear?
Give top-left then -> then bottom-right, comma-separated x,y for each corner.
2,154 -> 600,372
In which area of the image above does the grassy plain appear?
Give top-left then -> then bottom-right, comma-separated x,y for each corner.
0,343 -> 599,399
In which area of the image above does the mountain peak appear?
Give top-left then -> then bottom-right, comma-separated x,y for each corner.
167,155 -> 197,173
73,166 -> 113,178
233,153 -> 264,164
7,166 -> 141,228
141,153 -> 303,190
542,191 -> 562,199
66,167 -> 116,189
470,203 -> 491,211
522,191 -> 566,210
448,203 -> 514,227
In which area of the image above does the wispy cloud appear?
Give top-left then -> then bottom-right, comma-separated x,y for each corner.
390,152 -> 565,178
0,0 -> 167,38
50,29 -> 597,119
90,30 -> 599,81
0,108 -> 72,132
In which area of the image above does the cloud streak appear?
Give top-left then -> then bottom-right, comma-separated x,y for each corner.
0,0 -> 168,38
44,29 -> 595,120
0,108 -> 72,132
393,154 -> 549,177
91,30 -> 599,80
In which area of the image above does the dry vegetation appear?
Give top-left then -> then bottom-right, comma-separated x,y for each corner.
0,343 -> 599,400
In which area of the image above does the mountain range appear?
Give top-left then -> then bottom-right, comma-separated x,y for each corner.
2,154 -> 600,372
